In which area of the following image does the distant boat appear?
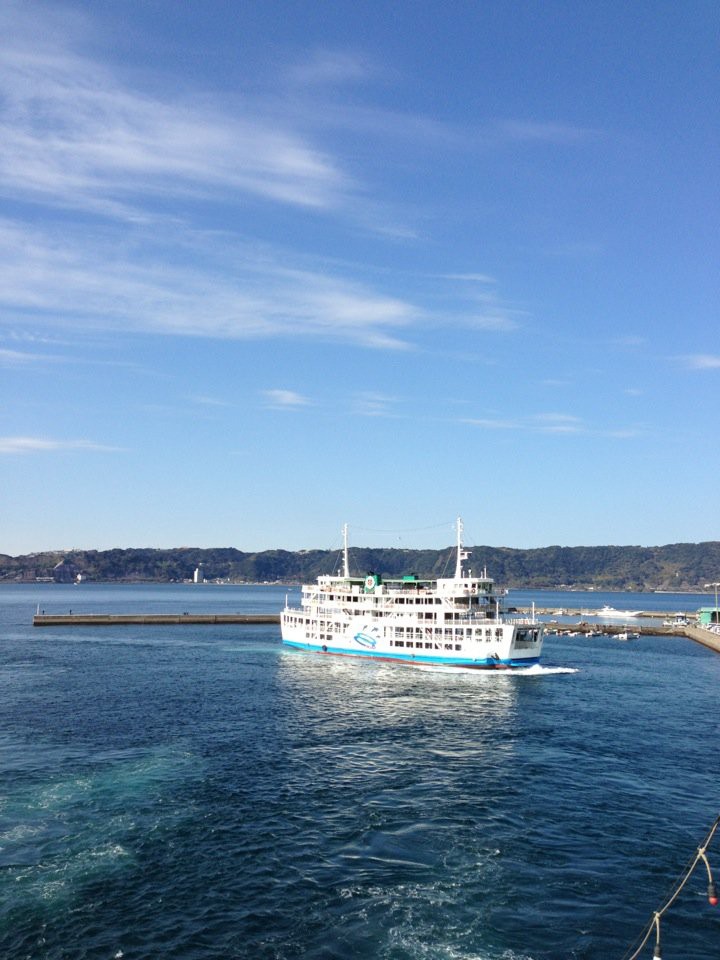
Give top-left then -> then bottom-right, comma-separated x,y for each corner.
597,605 -> 643,618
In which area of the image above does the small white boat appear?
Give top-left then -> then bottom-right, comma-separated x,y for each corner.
598,605 -> 643,618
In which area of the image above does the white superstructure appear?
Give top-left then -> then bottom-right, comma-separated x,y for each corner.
281,519 -> 543,669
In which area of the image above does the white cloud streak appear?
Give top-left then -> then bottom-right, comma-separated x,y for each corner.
0,219 -> 417,349
0,10 -> 560,353
0,19 -> 352,218
462,411 -> 642,439
683,354 -> 720,370
352,392 -> 403,417
0,347 -> 52,365
0,436 -> 122,454
262,389 -> 312,409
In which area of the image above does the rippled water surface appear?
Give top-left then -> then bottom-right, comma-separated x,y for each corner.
1,585 -> 719,959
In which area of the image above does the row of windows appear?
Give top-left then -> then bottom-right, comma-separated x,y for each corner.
391,641 -> 462,651
285,617 -> 506,641
393,626 -> 503,638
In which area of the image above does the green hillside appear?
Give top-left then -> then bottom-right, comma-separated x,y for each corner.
2,540 -> 719,591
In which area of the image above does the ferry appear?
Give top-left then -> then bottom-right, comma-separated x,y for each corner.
280,519 -> 544,669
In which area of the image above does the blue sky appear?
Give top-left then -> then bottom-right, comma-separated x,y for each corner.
1,0 -> 718,555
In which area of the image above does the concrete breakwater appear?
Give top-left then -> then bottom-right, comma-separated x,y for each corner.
514,607 -> 696,620
33,613 -> 280,626
544,619 -> 720,653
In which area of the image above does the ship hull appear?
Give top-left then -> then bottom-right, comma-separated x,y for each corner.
281,637 -> 541,669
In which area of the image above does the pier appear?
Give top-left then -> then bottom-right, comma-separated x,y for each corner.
32,613 -> 280,626
541,619 -> 720,653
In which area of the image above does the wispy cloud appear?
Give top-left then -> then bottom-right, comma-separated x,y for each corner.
601,427 -> 645,439
428,275 -> 525,334
0,17 -> 353,219
352,391 -> 403,417
532,412 -> 584,434
0,347 -> 53,365
439,273 -> 496,284
461,410 -> 643,439
683,354 -> 720,370
462,412 -> 582,434
496,119 -> 601,145
284,50 -> 376,88
465,312 -> 521,332
462,417 -> 521,430
0,436 -> 122,454
0,8 -> 597,357
261,389 -> 312,410
0,219 -> 418,349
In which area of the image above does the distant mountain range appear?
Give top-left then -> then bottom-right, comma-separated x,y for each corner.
2,541 -> 719,591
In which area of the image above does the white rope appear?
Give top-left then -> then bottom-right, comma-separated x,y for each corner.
622,814 -> 719,959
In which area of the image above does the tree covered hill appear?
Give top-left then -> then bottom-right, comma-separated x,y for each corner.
2,540 -> 720,591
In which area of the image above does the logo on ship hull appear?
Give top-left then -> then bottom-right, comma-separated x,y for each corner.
349,619 -> 380,649
353,631 -> 378,648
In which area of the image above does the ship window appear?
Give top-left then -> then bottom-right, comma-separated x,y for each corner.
444,643 -> 453,650
425,643 -> 433,649
395,640 -> 405,647
455,644 -> 461,651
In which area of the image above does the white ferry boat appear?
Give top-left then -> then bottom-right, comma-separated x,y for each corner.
597,605 -> 644,618
281,519 -> 544,669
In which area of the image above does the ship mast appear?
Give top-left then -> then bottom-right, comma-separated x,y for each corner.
342,523 -> 350,578
454,516 -> 470,579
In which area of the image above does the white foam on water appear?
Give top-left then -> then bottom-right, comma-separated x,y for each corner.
512,664 -> 578,676
0,822 -> 45,844
381,929 -> 535,960
1,746 -> 203,910
403,663 -> 577,677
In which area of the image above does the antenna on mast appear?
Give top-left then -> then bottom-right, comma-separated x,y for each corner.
342,523 -> 350,578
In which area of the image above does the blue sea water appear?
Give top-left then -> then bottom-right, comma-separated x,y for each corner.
1,584 -> 719,959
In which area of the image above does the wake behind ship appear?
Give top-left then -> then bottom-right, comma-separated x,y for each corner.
281,519 -> 543,668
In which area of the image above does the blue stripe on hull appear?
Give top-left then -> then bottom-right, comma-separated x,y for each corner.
281,640 -> 539,669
